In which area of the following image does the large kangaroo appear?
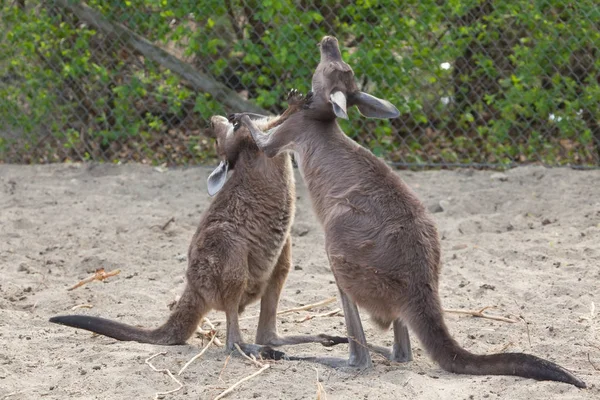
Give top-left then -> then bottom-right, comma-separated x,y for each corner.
230,36 -> 586,387
50,91 -> 346,359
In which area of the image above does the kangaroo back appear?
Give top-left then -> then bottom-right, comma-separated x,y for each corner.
234,35 -> 587,388
49,93 -> 306,346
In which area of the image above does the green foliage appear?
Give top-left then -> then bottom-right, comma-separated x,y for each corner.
1,0 -> 599,166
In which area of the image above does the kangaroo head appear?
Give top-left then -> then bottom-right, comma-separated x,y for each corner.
205,115 -> 261,196
310,35 -> 399,120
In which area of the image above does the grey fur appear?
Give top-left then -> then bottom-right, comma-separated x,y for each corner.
232,36 -> 586,387
49,92 -> 346,359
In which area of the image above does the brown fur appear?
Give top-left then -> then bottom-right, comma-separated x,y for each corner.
49,92 -> 346,358
233,36 -> 586,387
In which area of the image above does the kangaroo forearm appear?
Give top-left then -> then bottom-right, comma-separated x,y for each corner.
241,115 -> 283,158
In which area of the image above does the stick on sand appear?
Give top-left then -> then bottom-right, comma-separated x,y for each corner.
443,306 -> 517,323
67,268 -> 121,291
212,344 -> 270,400
144,352 -> 183,399
211,296 -> 338,324
178,333 -> 217,375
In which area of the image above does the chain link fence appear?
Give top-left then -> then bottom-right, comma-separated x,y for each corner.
1,1 -> 599,168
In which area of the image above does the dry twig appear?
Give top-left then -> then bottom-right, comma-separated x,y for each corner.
218,353 -> 232,383
203,317 -> 217,330
586,340 -> 600,351
234,344 -> 263,368
150,217 -> 175,230
510,300 -> 533,347
315,367 -> 327,400
588,353 -> 599,371
196,328 -> 224,347
443,306 -> 517,323
71,304 -> 94,310
160,217 -> 175,230
178,332 -> 217,375
295,308 -> 342,323
211,297 -> 338,324
213,364 -> 269,400
67,268 -> 121,291
517,315 -> 532,347
213,344 -> 270,400
278,297 -> 337,315
197,318 -> 224,347
144,352 -> 184,399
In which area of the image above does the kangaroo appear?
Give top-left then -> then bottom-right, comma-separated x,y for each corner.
229,36 -> 586,387
50,90 -> 346,359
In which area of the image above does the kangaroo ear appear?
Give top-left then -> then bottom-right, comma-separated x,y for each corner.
350,91 -> 400,119
330,91 -> 349,119
207,160 -> 228,196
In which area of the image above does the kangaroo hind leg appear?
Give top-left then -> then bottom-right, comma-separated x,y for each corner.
255,236 -> 347,348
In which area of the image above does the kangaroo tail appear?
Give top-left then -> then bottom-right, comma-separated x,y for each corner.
405,286 -> 586,388
49,285 -> 205,345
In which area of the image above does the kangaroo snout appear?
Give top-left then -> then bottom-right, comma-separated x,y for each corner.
319,36 -> 343,61
211,115 -> 229,126
320,36 -> 338,46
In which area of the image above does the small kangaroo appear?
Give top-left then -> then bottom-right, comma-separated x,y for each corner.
230,36 -> 586,387
50,91 -> 346,359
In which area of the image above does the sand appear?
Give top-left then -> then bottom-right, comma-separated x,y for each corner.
0,163 -> 598,400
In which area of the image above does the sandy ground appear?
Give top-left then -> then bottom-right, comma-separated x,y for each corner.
0,163 -> 599,400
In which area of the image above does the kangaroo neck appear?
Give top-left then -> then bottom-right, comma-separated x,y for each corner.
234,151 -> 292,187
294,120 -> 362,221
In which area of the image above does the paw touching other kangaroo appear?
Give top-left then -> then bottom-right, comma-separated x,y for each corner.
231,37 -> 585,387
50,90 -> 346,360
